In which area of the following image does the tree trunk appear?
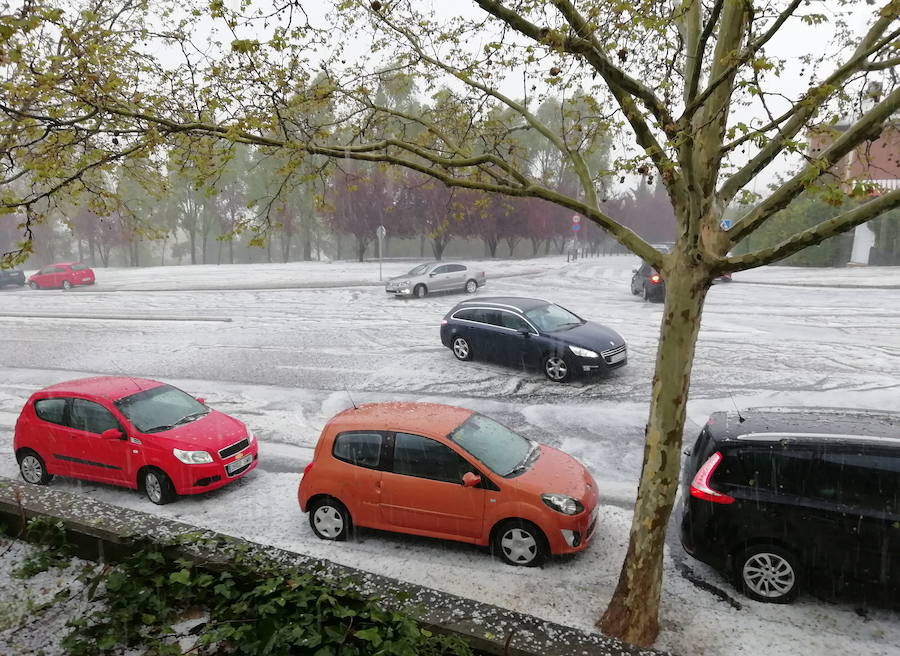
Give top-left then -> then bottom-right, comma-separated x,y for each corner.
484,237 -> 498,257
599,264 -> 709,646
303,223 -> 312,261
419,233 -> 425,258
188,230 -> 197,264
505,236 -> 520,257
356,235 -> 367,262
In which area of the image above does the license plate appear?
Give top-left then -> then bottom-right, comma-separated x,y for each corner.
226,454 -> 252,475
608,351 -> 626,363
82,277 -> 91,281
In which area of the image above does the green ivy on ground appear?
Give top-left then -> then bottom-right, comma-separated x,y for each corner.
11,517 -> 73,579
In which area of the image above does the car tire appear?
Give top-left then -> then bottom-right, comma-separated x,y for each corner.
465,279 -> 478,294
735,544 -> 800,603
141,468 -> 177,505
309,497 -> 352,541
61,280 -> 72,290
17,450 -> 52,485
642,284 -> 650,302
492,519 -> 548,567
413,284 -> 427,298
452,336 -> 472,361
542,354 -> 572,383
28,281 -> 39,290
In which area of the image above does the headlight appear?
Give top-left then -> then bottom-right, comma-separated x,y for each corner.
398,280 -> 409,287
541,493 -> 584,515
569,345 -> 599,358
173,448 -> 213,464
247,429 -> 255,443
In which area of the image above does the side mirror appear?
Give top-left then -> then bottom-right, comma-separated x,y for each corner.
101,428 -> 123,440
519,330 -> 531,338
429,272 -> 437,277
196,397 -> 206,405
462,472 -> 481,487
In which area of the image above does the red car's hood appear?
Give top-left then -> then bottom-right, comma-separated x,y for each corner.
510,444 -> 599,507
142,410 -> 248,451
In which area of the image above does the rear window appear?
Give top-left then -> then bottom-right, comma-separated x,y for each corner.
34,398 -> 67,425
70,263 -> 89,271
333,432 -> 382,469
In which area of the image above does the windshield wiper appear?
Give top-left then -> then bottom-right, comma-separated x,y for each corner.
506,441 -> 539,476
174,411 -> 209,426
143,424 -> 176,433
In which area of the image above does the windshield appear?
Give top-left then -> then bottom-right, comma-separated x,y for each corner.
449,414 -> 533,476
524,303 -> 584,332
115,384 -> 209,433
407,263 -> 432,275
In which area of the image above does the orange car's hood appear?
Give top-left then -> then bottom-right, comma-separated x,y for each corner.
510,444 -> 599,507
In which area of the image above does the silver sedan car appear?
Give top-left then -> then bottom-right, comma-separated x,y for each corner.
385,262 -> 486,298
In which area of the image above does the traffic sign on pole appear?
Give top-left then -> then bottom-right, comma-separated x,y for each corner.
376,225 -> 386,281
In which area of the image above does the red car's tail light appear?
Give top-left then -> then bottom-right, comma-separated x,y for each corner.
649,274 -> 661,284
440,319 -> 448,325
303,461 -> 314,476
690,452 -> 734,504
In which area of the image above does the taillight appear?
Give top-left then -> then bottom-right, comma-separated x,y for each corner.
303,461 -> 314,476
649,274 -> 661,284
440,319 -> 448,325
690,452 -> 734,504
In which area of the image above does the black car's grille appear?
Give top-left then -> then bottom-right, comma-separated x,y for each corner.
219,438 -> 250,459
601,344 -> 626,363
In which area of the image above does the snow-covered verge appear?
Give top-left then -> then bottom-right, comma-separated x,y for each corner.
0,256 -> 897,656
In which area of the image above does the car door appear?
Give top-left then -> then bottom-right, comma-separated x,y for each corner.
428,264 -> 452,291
329,430 -> 385,528
446,264 -> 467,292
59,398 -> 132,484
379,432 -> 486,540
30,397 -> 73,475
497,310 -> 539,370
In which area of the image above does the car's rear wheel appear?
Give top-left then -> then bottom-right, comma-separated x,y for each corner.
736,545 -> 800,603
452,336 -> 472,361
18,450 -> 52,485
642,284 -> 650,301
492,519 -> 548,567
543,354 -> 571,382
61,280 -> 72,290
28,281 -> 39,290
142,468 -> 176,505
309,497 -> 352,541
465,279 -> 478,293
413,284 -> 427,298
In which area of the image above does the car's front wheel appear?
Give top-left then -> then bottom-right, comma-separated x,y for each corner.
413,284 -> 427,298
452,336 -> 472,361
18,450 -> 52,485
736,545 -> 800,603
28,281 -> 39,290
542,354 -> 572,382
309,497 -> 352,541
492,519 -> 548,567
141,468 -> 176,505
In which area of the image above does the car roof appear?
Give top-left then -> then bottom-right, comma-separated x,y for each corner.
327,402 -> 475,438
50,262 -> 80,267
708,407 -> 900,447
37,376 -> 166,402
450,297 -> 550,313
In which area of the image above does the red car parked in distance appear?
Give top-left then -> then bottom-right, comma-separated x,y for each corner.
14,377 -> 258,504
28,262 -> 95,289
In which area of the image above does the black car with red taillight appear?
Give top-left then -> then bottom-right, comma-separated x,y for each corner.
680,407 -> 900,604
630,260 -> 665,302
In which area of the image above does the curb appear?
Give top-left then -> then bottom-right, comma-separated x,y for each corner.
0,478 -> 667,656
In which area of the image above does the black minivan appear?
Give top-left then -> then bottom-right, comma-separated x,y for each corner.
440,297 -> 627,382
681,408 -> 899,603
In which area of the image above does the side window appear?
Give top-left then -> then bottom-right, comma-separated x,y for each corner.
448,264 -> 466,273
431,265 -> 449,275
38,266 -> 53,275
71,263 -> 88,271
820,451 -> 900,512
499,311 -> 532,332
480,310 -> 502,326
68,399 -> 119,435
737,447 -> 816,496
34,398 -> 67,426
332,432 -> 382,469
392,433 -> 475,484
454,308 -> 481,322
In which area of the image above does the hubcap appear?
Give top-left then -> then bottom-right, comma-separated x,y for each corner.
453,338 -> 469,359
466,281 -> 477,293
21,456 -> 43,483
743,552 -> 795,598
500,528 -> 537,564
545,356 -> 568,380
314,505 -> 344,538
63,281 -> 71,289
145,472 -> 162,502
415,286 -> 425,297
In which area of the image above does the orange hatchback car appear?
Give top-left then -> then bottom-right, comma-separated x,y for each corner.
298,402 -> 599,566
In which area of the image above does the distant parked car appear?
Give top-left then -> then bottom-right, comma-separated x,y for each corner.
681,407 -> 900,603
630,260 -> 665,302
0,268 -> 26,288
28,262 -> 95,289
298,402 -> 599,566
14,376 -> 258,504
385,262 -> 485,298
440,297 -> 627,382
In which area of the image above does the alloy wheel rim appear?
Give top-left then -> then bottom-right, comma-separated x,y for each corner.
743,552 -> 795,598
314,506 -> 344,538
453,338 -> 469,359
21,456 -> 43,483
466,281 -> 476,292
145,473 -> 162,502
500,528 -> 537,564
545,357 -> 567,380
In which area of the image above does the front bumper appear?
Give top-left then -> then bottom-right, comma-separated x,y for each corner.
386,287 -> 412,295
170,445 -> 259,495
571,345 -> 628,375
546,504 -> 599,555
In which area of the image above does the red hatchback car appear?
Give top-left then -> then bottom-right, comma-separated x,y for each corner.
298,402 -> 599,566
28,262 -> 95,289
14,377 -> 258,504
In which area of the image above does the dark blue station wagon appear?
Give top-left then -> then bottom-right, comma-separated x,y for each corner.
440,297 -> 627,382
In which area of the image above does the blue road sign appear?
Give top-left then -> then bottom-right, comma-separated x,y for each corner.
720,218 -> 733,231
572,223 -> 581,232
